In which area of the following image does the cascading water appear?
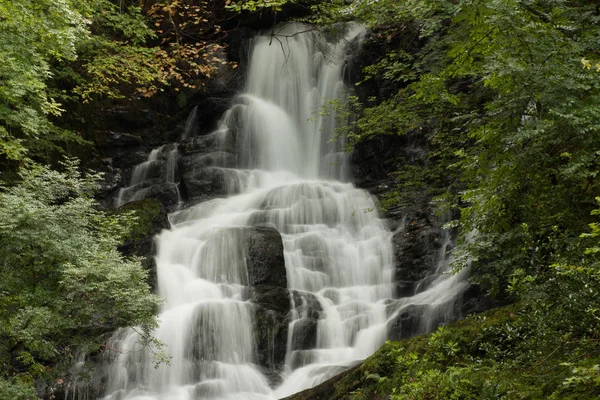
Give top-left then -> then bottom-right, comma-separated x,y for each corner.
98,23 -> 466,400
114,143 -> 182,208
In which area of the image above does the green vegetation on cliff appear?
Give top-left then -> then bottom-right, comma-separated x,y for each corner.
0,161 -> 162,399
0,0 -> 233,170
0,1 -> 235,397
284,0 -> 600,398
289,305 -> 600,399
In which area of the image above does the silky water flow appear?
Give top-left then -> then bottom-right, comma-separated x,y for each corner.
97,23 -> 467,400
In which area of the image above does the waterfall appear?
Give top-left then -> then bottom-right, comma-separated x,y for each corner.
182,106 -> 199,140
98,23 -> 466,400
114,144 -> 181,208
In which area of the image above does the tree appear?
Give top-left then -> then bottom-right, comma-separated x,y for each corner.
322,0 -> 600,292
0,159 -> 161,397
0,0 -> 233,170
0,0 -> 88,162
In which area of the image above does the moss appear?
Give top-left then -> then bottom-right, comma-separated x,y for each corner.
113,198 -> 163,243
286,304 -> 600,400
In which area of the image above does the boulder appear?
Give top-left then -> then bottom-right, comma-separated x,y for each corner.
289,318 -> 318,351
179,134 -> 224,154
291,290 -> 323,320
180,168 -> 231,201
179,151 -> 237,174
253,298 -> 290,371
245,226 -> 287,288
239,226 -> 291,372
141,182 -> 180,208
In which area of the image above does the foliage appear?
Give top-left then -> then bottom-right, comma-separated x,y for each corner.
289,1 -> 600,398
291,305 -> 600,400
0,0 -> 89,162
0,0 -> 235,168
117,198 -> 164,243
226,0 -> 295,12
147,0 -> 235,93
0,160 -> 161,396
0,378 -> 37,400
329,0 -> 600,291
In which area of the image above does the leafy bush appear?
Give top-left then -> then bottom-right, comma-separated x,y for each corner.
0,160 -> 161,396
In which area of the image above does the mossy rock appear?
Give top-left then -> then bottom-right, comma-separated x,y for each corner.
116,198 -> 168,244
285,304 -> 600,400
112,199 -> 170,289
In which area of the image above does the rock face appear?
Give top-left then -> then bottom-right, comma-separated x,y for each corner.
180,168 -> 230,201
245,226 -> 287,287
177,132 -> 239,204
241,227 -> 291,375
391,207 -> 445,295
347,32 -> 499,340
285,291 -> 324,370
116,198 -> 170,290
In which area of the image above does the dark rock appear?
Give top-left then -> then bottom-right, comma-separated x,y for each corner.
253,300 -> 290,370
141,182 -> 180,208
386,304 -> 430,341
289,318 -> 319,351
456,283 -> 507,317
351,135 -> 408,194
179,134 -> 224,154
396,280 -> 415,298
235,226 -> 290,371
251,285 -> 290,315
181,168 -> 231,200
291,290 -> 324,320
245,226 -> 287,288
392,216 -> 442,284
116,199 -> 170,290
102,106 -> 155,132
179,151 -> 237,173
123,159 -> 167,183
95,159 -> 123,209
99,131 -> 144,147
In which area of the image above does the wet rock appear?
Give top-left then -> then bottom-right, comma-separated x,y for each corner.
179,134 -> 224,154
289,318 -> 319,351
386,304 -> 430,340
241,226 -> 290,371
181,168 -> 230,200
251,285 -> 290,315
116,199 -> 170,290
253,301 -> 290,370
179,151 -> 237,173
245,226 -> 287,288
395,280 -> 415,298
291,290 -> 324,320
141,182 -> 180,208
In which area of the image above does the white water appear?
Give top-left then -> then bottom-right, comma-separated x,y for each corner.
114,143 -> 182,207
98,23 -> 466,400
